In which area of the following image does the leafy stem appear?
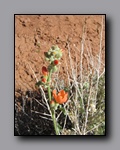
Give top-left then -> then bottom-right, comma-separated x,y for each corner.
47,69 -> 59,135
47,70 -> 52,101
51,109 -> 60,135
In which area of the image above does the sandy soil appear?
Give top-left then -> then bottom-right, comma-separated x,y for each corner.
15,15 -> 105,93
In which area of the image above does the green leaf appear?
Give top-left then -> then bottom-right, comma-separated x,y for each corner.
59,107 -> 67,115
54,103 -> 59,110
52,66 -> 58,72
35,81 -> 41,87
55,53 -> 62,59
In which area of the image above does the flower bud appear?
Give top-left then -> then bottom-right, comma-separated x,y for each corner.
55,53 -> 62,59
41,78 -> 46,83
54,60 -> 59,65
50,100 -> 55,108
42,66 -> 48,76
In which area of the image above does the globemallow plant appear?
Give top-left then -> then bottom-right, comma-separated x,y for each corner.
36,45 -> 68,135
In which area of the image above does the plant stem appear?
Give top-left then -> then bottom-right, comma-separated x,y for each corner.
52,109 -> 59,135
47,70 -> 59,135
48,70 -> 52,101
48,85 -> 51,101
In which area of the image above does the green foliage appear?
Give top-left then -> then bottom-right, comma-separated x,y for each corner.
86,74 -> 105,135
44,45 -> 63,62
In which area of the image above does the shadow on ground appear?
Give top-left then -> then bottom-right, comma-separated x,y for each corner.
15,90 -> 72,135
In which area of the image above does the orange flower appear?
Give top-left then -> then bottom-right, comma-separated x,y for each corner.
52,89 -> 68,104
42,66 -> 48,76
54,60 -> 59,65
